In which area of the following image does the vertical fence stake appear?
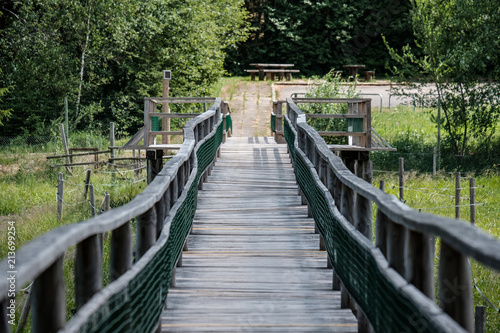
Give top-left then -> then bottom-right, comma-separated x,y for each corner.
83,169 -> 91,199
57,172 -> 64,221
60,123 -> 72,174
110,122 -> 115,165
433,147 -> 437,176
89,183 -> 96,217
475,305 -> 486,333
398,157 -> 404,202
470,178 -> 475,225
455,172 -> 461,220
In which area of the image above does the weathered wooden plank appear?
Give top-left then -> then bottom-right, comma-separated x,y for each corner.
162,137 -> 357,332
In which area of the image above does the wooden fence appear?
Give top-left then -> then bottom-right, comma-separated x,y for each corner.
0,98 -> 223,333
285,97 -> 500,332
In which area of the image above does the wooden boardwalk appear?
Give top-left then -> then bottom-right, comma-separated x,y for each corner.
161,137 -> 357,332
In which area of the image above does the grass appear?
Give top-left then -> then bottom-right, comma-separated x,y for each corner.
371,106 -> 500,332
0,138 -> 146,332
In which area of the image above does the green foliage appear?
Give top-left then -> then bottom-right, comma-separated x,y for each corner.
386,0 -> 500,158
226,0 -> 415,76
0,0 -> 250,136
302,69 -> 358,144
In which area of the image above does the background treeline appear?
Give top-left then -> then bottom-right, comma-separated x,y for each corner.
225,0 -> 415,76
0,0 -> 250,137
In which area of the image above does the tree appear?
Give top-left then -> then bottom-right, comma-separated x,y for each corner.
387,0 -> 500,157
226,0 -> 415,76
0,0 -> 250,136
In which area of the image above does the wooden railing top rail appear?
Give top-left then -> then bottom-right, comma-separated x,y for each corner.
286,97 -> 500,269
0,98 -> 222,300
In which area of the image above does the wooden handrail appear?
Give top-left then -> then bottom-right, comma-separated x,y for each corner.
0,98 -> 223,332
285,97 -> 500,332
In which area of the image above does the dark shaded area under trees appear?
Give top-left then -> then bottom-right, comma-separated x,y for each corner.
225,0 -> 414,76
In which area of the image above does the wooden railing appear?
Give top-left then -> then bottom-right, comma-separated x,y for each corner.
285,97 -> 500,332
272,98 -> 374,149
0,98 -> 223,333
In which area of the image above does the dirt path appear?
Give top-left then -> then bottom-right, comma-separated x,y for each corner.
221,81 -> 273,137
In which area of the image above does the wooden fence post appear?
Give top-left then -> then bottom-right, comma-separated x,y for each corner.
60,123 -> 72,174
31,257 -> 66,332
137,206 -> 157,259
475,305 -> 486,333
83,169 -> 91,199
89,183 -> 96,217
433,147 -> 437,176
57,172 -> 64,221
399,157 -> 404,202
110,222 -> 132,282
75,235 -> 102,310
470,177 -> 475,225
110,122 -> 115,164
438,241 -> 473,332
455,172 -> 461,220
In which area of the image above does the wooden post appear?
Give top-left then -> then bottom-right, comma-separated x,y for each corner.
475,305 -> 486,333
110,222 -> 132,282
31,256 -> 66,333
16,286 -> 32,333
399,157 -> 404,202
83,169 -> 91,199
470,178 -> 475,225
75,235 -> 102,310
110,122 -> 115,164
438,241 -> 473,332
89,183 -> 96,217
162,70 -> 171,145
433,147 -> 437,176
57,172 -> 64,221
104,192 -> 110,212
137,206 -> 157,259
406,230 -> 434,299
146,150 -> 163,184
60,123 -> 72,174
455,172 -> 461,219
387,220 -> 406,276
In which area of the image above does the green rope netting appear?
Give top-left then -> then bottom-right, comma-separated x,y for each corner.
76,120 -> 223,333
284,118 -> 450,333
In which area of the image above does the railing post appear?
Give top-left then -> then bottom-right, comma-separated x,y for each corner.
406,231 -> 434,299
146,150 -> 163,184
75,235 -> 102,310
386,220 -> 407,276
137,206 -> 157,259
439,241 -> 473,332
31,257 -> 65,333
375,181 -> 388,257
110,222 -> 132,281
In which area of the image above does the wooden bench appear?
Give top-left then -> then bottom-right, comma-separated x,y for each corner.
364,71 -> 375,81
244,69 -> 259,81
264,69 -> 300,81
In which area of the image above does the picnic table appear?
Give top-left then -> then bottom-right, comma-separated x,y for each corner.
245,63 -> 298,81
343,64 -> 365,80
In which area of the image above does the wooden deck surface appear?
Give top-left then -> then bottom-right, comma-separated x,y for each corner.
161,137 -> 357,332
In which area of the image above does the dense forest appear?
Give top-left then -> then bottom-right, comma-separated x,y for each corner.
1,0 -> 498,148
0,0 -> 250,137
226,0 -> 414,76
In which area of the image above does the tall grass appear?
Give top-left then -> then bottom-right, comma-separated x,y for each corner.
0,133 -> 146,332
371,106 -> 500,332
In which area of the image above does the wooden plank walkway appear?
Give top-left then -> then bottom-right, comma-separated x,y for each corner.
161,137 -> 357,332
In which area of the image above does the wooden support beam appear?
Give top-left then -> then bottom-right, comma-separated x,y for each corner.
32,257 -> 66,333
75,235 -> 102,310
